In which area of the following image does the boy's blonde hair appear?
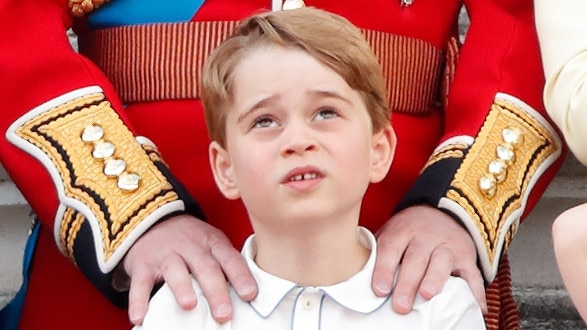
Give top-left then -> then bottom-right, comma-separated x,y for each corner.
201,7 -> 390,147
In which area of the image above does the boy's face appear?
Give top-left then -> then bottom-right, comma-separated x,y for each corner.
209,45 -> 395,229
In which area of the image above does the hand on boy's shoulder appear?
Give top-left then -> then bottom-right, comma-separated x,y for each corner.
411,276 -> 486,330
124,214 -> 257,326
135,278 -> 231,330
372,205 -> 486,314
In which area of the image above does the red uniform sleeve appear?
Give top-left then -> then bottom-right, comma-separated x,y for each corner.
395,0 -> 566,282
0,0 -> 204,305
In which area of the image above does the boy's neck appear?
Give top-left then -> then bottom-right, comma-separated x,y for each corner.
252,221 -> 370,287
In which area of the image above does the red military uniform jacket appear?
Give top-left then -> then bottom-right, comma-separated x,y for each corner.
0,0 -> 565,329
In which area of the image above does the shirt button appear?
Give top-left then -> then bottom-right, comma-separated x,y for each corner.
303,299 -> 314,311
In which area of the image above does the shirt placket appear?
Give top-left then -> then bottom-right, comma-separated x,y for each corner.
292,288 -> 323,330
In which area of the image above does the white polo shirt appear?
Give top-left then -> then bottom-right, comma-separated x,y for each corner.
137,227 -> 486,330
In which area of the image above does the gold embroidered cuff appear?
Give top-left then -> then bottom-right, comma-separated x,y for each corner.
7,86 -> 185,273
436,94 -> 562,281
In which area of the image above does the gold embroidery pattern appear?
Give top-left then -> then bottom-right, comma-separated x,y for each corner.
15,92 -> 179,262
59,208 -> 85,264
505,220 -> 518,248
421,142 -> 468,173
141,143 -> 168,167
447,99 -> 559,264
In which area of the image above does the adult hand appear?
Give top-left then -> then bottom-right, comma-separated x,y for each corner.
372,205 -> 487,314
122,214 -> 258,325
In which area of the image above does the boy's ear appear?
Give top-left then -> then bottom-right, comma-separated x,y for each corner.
369,123 -> 396,183
209,141 -> 241,200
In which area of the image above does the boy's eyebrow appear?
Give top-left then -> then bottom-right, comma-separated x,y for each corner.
236,95 -> 278,124
311,89 -> 353,105
236,89 -> 353,124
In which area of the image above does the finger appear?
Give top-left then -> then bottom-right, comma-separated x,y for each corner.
391,245 -> 431,314
372,225 -> 409,297
128,266 -> 156,325
454,266 -> 487,313
190,256 -> 233,324
162,254 -> 198,311
212,241 -> 258,301
417,245 -> 453,300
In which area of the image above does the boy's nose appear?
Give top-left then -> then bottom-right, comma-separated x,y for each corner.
280,122 -> 317,156
282,141 -> 316,156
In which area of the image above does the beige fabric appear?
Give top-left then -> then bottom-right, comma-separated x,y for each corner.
536,0 -> 587,164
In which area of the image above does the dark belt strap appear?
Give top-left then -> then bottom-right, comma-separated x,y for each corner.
80,21 -> 443,115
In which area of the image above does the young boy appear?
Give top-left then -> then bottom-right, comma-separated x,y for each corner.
136,7 -> 485,329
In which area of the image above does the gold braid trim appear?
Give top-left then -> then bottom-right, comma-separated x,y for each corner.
421,142 -> 468,173
446,98 -> 559,265
59,207 -> 85,263
14,91 -> 179,262
142,142 -> 168,167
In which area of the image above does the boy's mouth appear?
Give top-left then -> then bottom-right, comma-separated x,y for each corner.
283,166 -> 324,184
289,172 -> 319,182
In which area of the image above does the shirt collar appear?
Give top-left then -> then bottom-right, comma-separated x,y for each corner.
242,227 -> 390,317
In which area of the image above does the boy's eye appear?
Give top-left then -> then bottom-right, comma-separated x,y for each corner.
252,116 -> 278,129
315,107 -> 340,121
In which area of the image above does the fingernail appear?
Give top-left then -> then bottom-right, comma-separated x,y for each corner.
396,294 -> 409,307
129,309 -> 142,323
375,283 -> 391,294
421,283 -> 437,296
179,294 -> 197,309
214,303 -> 232,319
238,283 -> 256,297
